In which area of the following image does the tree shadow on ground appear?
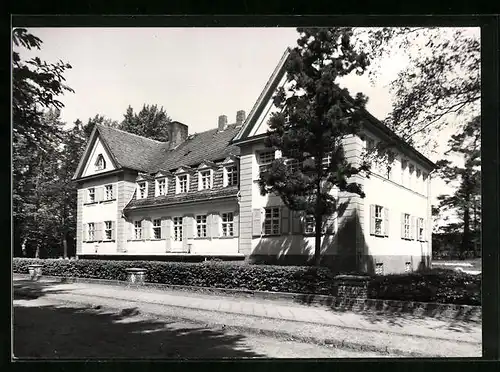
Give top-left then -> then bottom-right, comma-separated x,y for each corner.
13,302 -> 267,359
13,280 -> 71,301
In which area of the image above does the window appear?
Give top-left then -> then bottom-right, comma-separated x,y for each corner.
105,185 -> 114,200
374,205 -> 383,235
264,207 -> 280,235
322,152 -> 332,171
95,154 -> 106,171
88,223 -> 95,241
199,170 -> 212,190
88,188 -> 95,203
138,182 -> 147,199
156,178 -> 167,196
196,215 -> 207,238
258,151 -> 275,175
173,217 -> 183,241
177,175 -> 188,193
405,262 -> 412,273
151,219 -> 161,239
225,165 -> 238,186
403,213 -> 411,239
375,263 -> 384,275
418,217 -> 425,241
134,221 -> 142,240
222,212 -> 234,237
305,215 -> 315,234
104,221 -> 113,240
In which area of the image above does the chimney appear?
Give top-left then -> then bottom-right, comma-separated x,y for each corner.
236,110 -> 246,126
167,121 -> 188,149
218,115 -> 228,131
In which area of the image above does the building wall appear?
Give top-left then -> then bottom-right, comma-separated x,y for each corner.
125,199 -> 239,256
237,128 -> 433,274
116,171 -> 137,253
79,174 -> 120,256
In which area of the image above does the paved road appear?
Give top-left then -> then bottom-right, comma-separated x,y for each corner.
13,296 -> 388,359
12,277 -> 482,358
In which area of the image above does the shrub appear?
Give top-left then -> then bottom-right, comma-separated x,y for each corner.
12,258 -> 481,305
368,269 -> 481,306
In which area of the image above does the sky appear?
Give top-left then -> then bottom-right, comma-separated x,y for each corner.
17,27 -> 478,222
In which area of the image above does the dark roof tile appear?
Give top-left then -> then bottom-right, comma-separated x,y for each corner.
124,186 -> 239,211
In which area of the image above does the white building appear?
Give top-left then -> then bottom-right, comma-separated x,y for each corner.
73,49 -> 435,274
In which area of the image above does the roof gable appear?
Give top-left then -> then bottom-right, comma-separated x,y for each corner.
231,48 -> 436,170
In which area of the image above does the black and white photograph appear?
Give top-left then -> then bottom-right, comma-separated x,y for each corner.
12,22 -> 483,359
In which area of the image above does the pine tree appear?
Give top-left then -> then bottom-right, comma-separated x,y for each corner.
259,28 -> 370,266
435,116 -> 480,258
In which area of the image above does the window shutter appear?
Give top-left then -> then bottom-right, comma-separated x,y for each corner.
325,214 -> 336,234
370,205 -> 375,235
211,213 -> 220,238
410,216 -> 416,240
401,213 -> 406,239
281,207 -> 290,234
206,214 -> 213,239
141,219 -> 150,240
252,209 -> 262,236
84,190 -> 88,204
111,221 -> 116,240
96,187 -> 103,202
164,218 -> 172,252
82,223 -> 87,242
233,211 -> 239,237
161,218 -> 168,239
291,211 -> 303,234
423,219 -> 427,241
383,208 -> 389,237
111,184 -> 116,199
96,222 -> 103,241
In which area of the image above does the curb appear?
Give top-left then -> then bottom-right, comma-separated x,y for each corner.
13,287 -> 433,357
13,273 -> 482,322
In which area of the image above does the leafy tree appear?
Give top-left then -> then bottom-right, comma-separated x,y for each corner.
83,114 -> 119,139
435,116 -> 480,257
259,28 -> 370,266
355,27 -> 480,152
118,104 -> 172,142
12,28 -> 74,149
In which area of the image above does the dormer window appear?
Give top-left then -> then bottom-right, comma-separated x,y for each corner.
258,150 -> 275,176
199,170 -> 212,190
137,181 -> 147,199
156,178 -> 167,196
95,154 -> 106,171
177,174 -> 189,194
224,165 -> 238,186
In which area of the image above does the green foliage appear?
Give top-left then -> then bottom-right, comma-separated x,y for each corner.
118,104 -> 172,142
368,269 -> 481,306
259,28 -> 371,266
13,258 -> 481,305
358,27 -> 480,149
435,116 -> 481,255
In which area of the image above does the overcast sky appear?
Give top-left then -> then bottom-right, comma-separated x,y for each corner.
17,27 -> 479,216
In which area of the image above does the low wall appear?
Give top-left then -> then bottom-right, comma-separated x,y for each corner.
13,273 -> 481,322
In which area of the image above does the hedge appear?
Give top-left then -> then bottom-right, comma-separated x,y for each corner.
13,258 -> 481,306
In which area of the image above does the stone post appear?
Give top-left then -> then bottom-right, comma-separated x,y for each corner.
124,267 -> 147,285
28,264 -> 43,281
334,274 -> 371,299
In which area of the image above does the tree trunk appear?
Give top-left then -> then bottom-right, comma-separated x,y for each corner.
314,175 -> 322,267
62,234 -> 68,258
461,202 -> 471,258
35,242 -> 40,259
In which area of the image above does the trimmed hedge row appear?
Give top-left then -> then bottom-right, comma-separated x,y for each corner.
13,258 -> 481,305
13,258 -> 337,295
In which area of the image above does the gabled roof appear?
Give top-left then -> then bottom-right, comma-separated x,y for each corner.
150,124 -> 241,173
73,122 -> 243,181
231,48 -> 436,170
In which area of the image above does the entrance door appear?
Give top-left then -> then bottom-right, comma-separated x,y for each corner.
171,216 -> 183,252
